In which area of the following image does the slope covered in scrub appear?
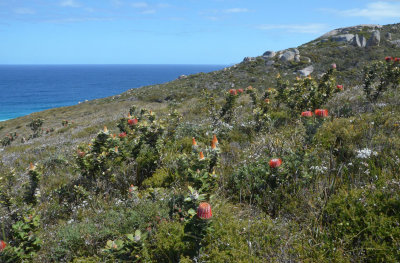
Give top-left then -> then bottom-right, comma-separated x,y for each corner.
1,24 -> 400,262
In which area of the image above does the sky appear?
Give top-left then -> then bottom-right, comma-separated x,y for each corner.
0,0 -> 400,64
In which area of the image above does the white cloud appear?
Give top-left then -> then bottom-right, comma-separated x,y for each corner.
60,0 -> 80,8
338,1 -> 400,19
223,8 -> 249,13
131,2 -> 148,8
44,17 -> 114,23
141,9 -> 156,14
257,24 -> 328,34
14,8 -> 36,15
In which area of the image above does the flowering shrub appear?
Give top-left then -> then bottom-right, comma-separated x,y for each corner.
28,118 -> 44,139
0,213 -> 42,262
363,58 -> 400,102
24,163 -> 41,205
275,67 -> 338,115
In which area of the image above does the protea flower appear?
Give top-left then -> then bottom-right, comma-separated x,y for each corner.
385,56 -> 393,62
246,85 -> 253,90
331,63 -> 337,69
336,85 -> 343,90
119,132 -> 127,138
315,109 -> 328,117
269,158 -> 282,168
301,111 -> 313,117
264,98 -> 270,104
211,140 -> 217,149
212,134 -> 218,145
0,240 -> 6,251
29,162 -> 36,171
77,150 -> 85,157
229,89 -> 237,96
197,202 -> 212,219
128,184 -> 135,193
395,57 -> 400,62
237,88 -> 244,93
128,118 -> 138,126
192,137 -> 197,146
199,151 -> 205,160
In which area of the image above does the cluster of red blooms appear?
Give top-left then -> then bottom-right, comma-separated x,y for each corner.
127,118 -> 138,126
301,109 -> 329,117
229,88 -> 245,95
0,240 -> 6,252
193,134 -> 218,160
385,56 -> 400,62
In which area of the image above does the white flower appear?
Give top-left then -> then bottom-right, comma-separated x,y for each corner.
356,148 -> 378,159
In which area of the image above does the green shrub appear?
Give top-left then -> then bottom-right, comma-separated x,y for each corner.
322,182 -> 400,262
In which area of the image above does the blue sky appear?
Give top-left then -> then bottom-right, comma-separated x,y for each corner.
0,0 -> 399,64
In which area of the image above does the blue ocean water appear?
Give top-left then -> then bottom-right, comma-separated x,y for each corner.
0,64 -> 225,121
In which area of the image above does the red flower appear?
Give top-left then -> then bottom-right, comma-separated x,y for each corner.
119,132 -> 127,138
315,109 -> 328,117
264,98 -> 270,104
199,151 -> 205,160
301,111 -> 313,117
336,85 -> 344,91
395,57 -> 400,62
197,202 -> 212,219
192,137 -> 197,146
128,118 -> 138,126
237,88 -> 244,93
385,56 -> 393,62
331,63 -> 337,69
0,240 -> 6,252
77,150 -> 85,158
129,184 -> 135,193
269,158 -> 282,168
212,134 -> 218,145
229,89 -> 237,96
211,140 -> 217,149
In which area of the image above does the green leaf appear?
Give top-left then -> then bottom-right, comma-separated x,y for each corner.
126,234 -> 134,241
134,230 -> 141,241
188,208 -> 196,216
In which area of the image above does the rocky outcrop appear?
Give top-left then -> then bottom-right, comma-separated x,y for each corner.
390,39 -> 400,47
366,31 -> 380,47
386,32 -> 392,40
319,24 -> 382,39
298,65 -> 314,76
332,34 -> 354,43
243,57 -> 256,62
280,51 -> 296,62
263,51 -> 276,59
294,55 -> 300,62
352,34 -> 367,47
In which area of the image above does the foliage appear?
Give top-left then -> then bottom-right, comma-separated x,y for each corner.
363,59 -> 400,102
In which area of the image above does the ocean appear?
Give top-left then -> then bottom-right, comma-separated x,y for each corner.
0,64 -> 226,121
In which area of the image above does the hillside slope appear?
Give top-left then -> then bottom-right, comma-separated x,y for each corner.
1,23 -> 400,262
